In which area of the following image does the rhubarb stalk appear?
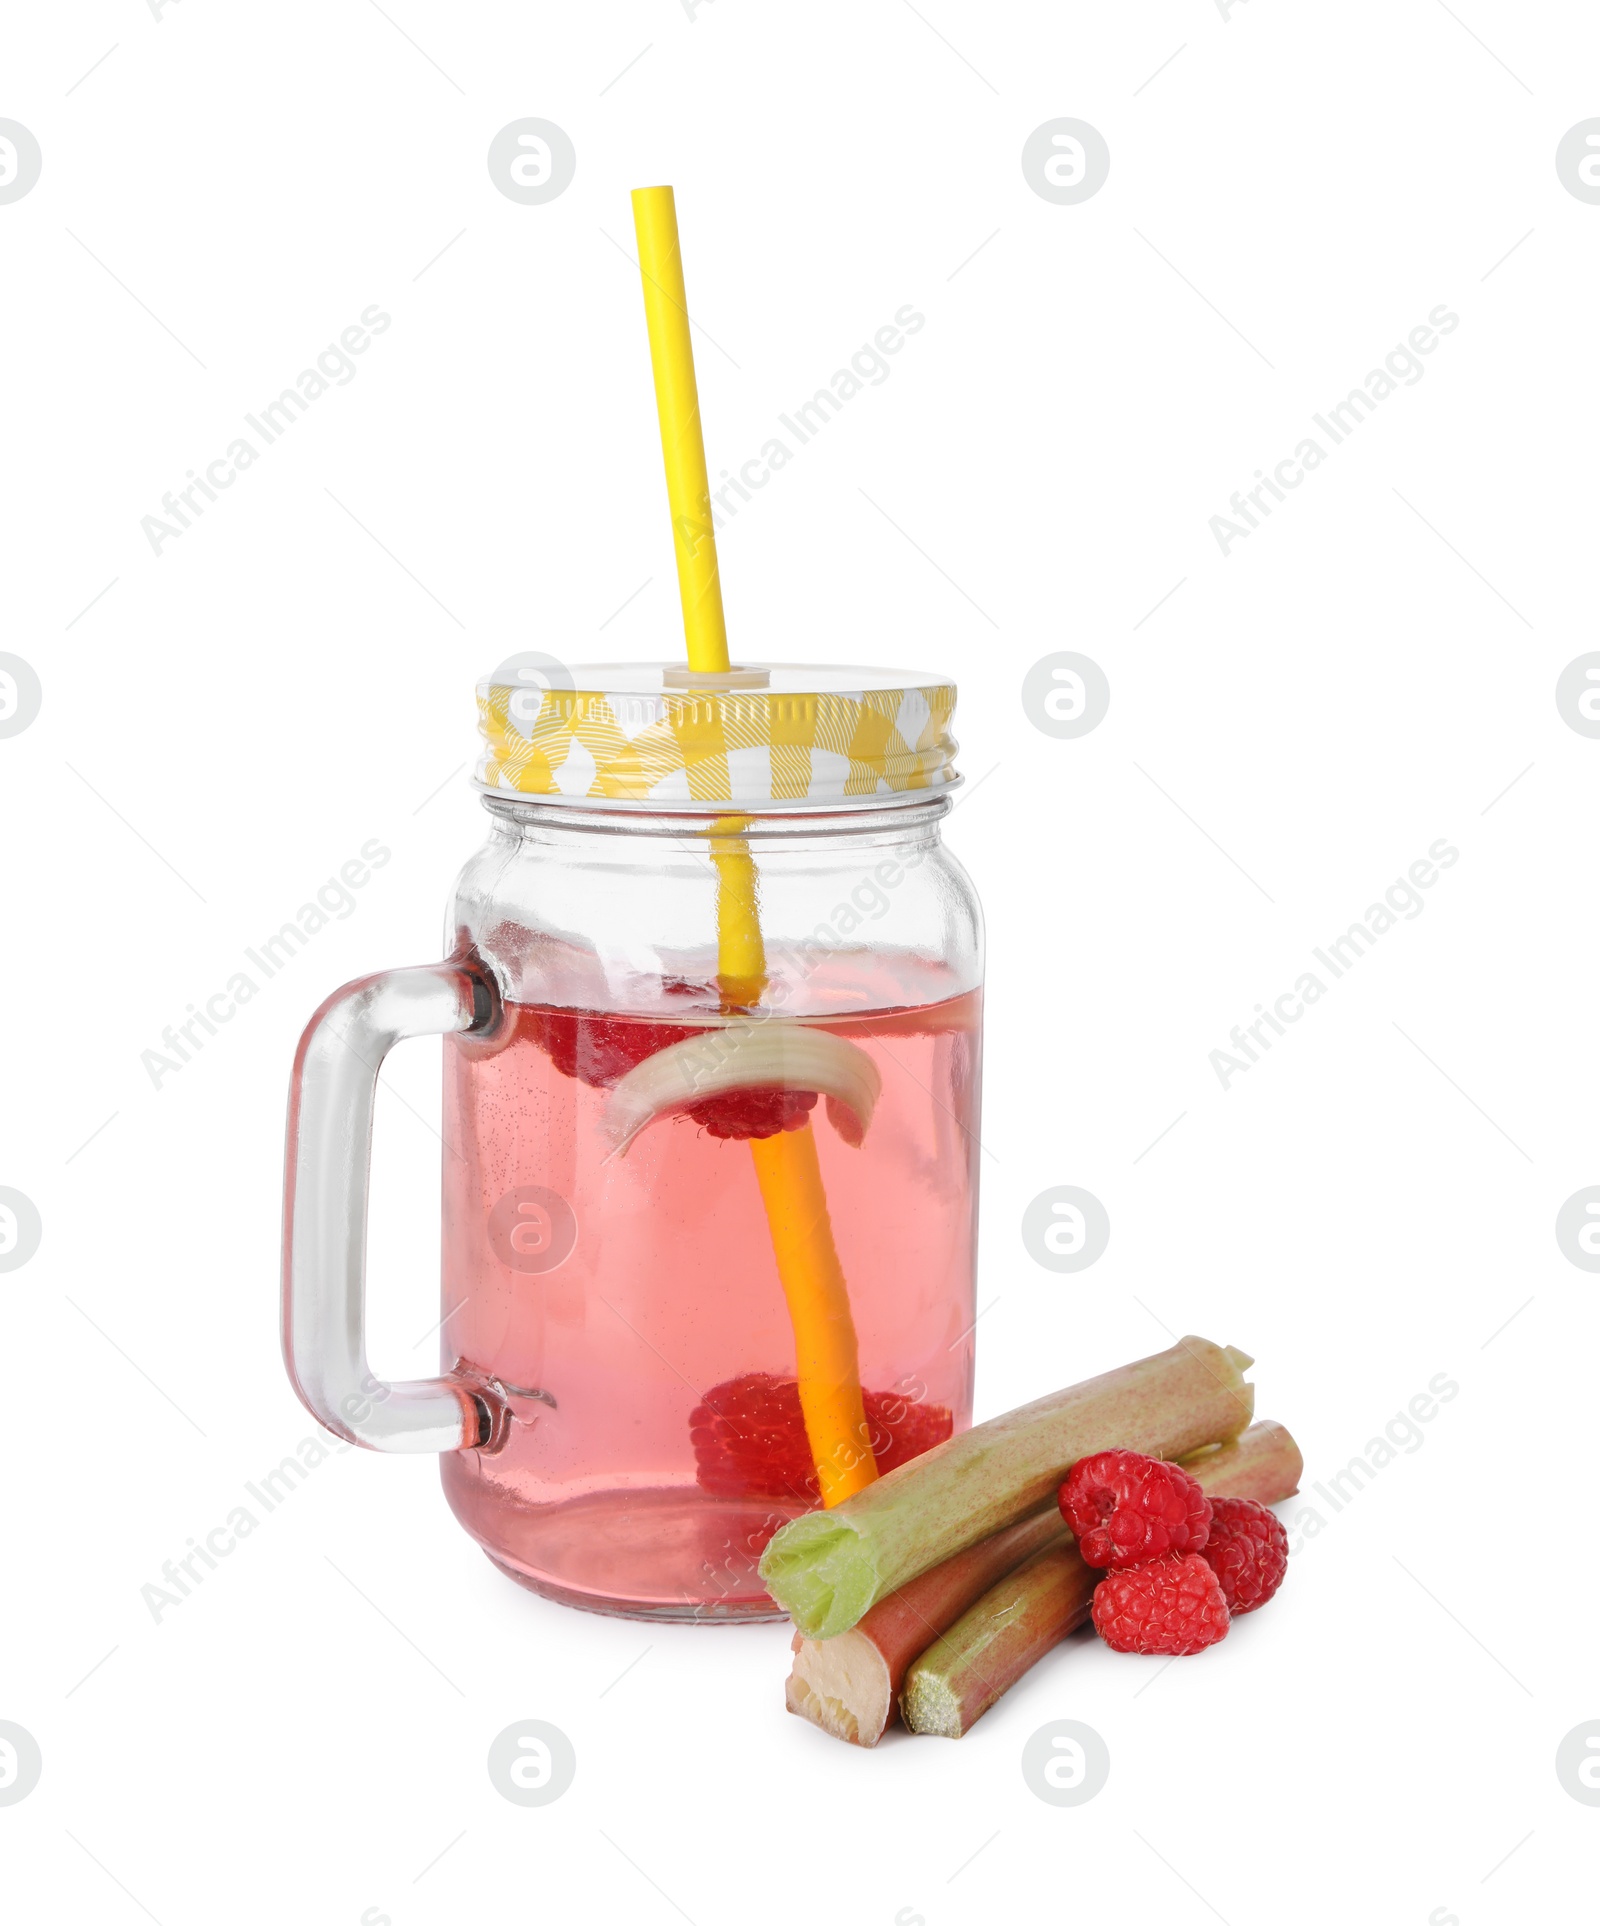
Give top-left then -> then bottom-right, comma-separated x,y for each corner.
786,1506 -> 1065,1746
899,1419 -> 1303,1738
760,1337 -> 1256,1639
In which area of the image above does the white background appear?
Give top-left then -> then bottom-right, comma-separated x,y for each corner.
2,2 -> 1595,1921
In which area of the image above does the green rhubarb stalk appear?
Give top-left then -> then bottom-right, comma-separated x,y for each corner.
786,1506 -> 1066,1746
760,1336 -> 1255,1640
899,1419 -> 1303,1738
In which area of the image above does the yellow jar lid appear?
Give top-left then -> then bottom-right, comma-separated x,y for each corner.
475,659 -> 959,808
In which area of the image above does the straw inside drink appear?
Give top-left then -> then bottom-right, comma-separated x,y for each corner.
630,184 -> 878,1507
749,1127 -> 875,1504
708,820 -> 766,1009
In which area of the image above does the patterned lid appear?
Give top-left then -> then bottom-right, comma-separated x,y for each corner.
475,659 -> 959,809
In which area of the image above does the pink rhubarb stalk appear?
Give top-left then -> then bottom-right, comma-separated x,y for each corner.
785,1507 -> 1065,1746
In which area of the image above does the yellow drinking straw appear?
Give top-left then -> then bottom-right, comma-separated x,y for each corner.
630,185 -> 878,1507
631,185 -> 729,671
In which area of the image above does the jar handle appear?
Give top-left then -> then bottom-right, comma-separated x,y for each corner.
281,961 -> 506,1453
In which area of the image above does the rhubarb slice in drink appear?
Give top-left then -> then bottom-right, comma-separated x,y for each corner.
523,1001 -> 836,1143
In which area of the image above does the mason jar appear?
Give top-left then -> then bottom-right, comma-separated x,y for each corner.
283,661 -> 982,1620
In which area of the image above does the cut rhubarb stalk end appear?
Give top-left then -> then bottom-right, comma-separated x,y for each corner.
900,1539 -> 1088,1740
786,1507 -> 1065,1746
602,1022 -> 881,1155
760,1336 -> 1256,1641
898,1419 -> 1302,1739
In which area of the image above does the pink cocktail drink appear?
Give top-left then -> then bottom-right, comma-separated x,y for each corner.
440,977 -> 981,1619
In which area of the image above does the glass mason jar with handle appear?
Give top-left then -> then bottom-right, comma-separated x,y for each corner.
282,660 -> 983,1620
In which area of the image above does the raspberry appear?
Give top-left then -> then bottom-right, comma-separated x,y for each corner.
690,1373 -> 953,1502
522,1005 -> 690,1086
1091,1553 -> 1231,1656
1199,1496 -> 1289,1615
683,1087 -> 817,1141
1058,1449 -> 1213,1569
